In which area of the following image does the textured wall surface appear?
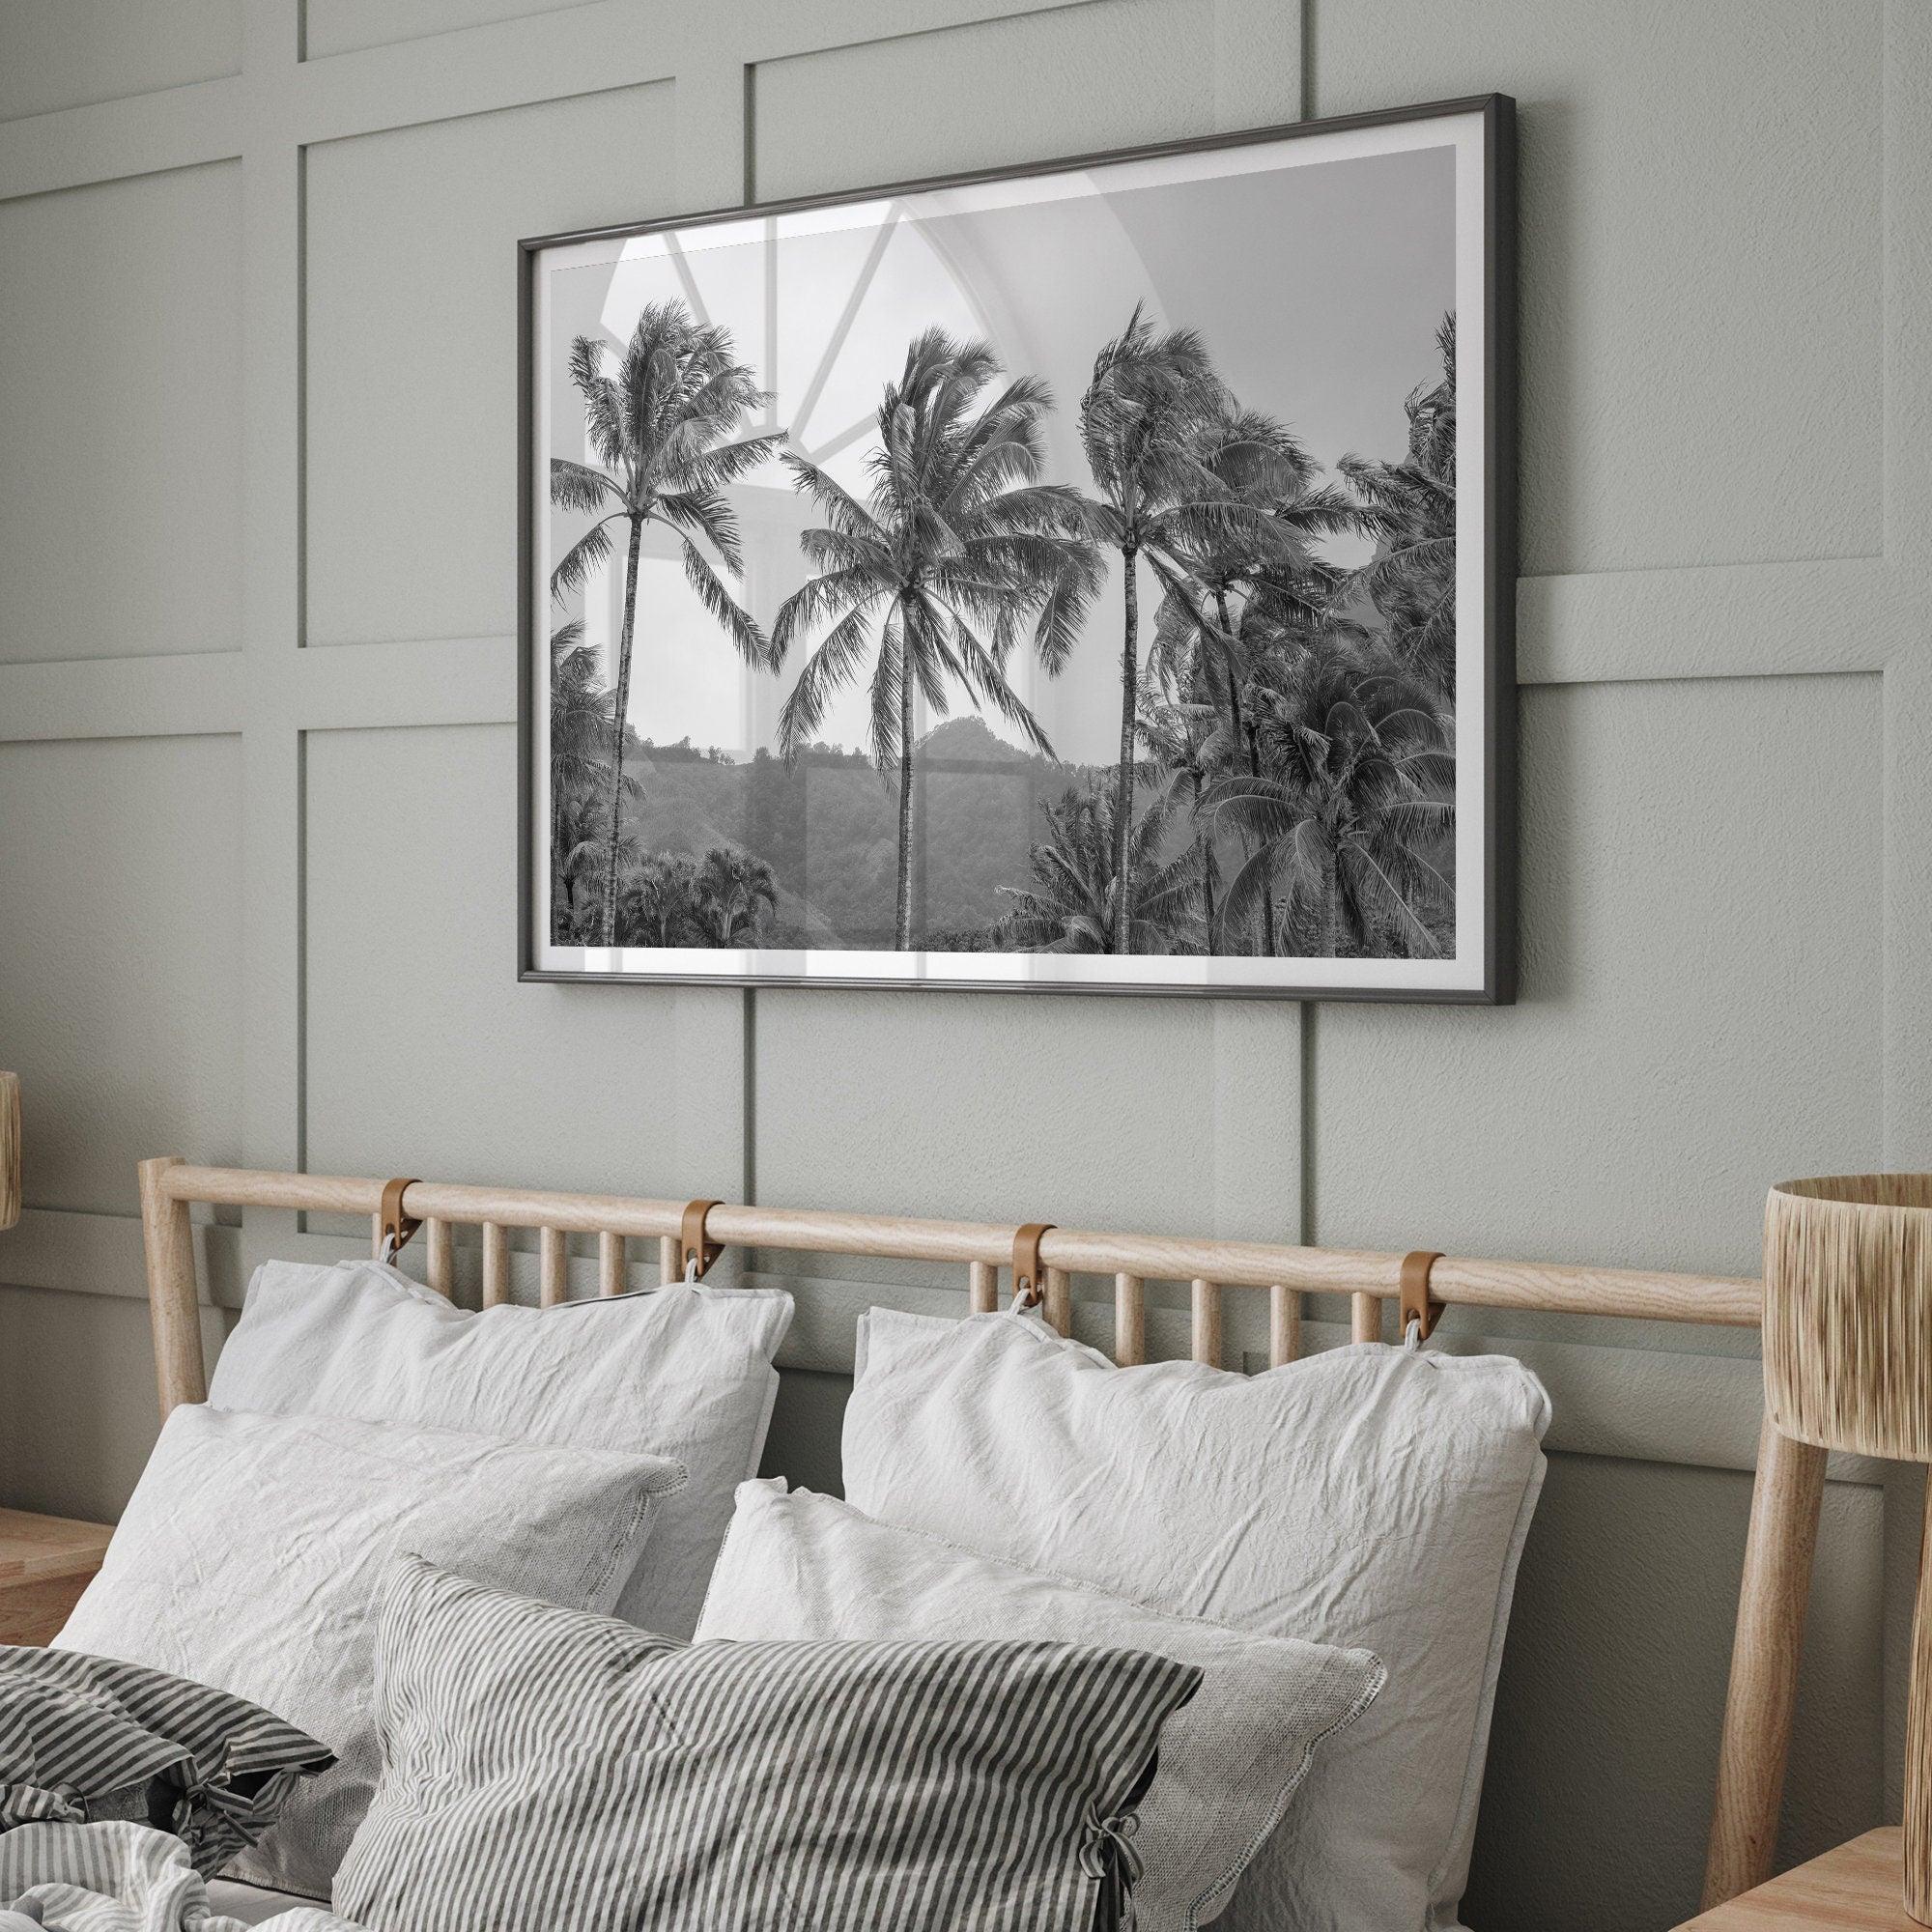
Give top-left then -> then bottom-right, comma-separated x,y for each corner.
1,4 -> 1928,1926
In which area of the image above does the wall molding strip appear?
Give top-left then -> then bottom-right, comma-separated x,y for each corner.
1519,558 -> 1906,687
0,654 -> 244,743
5,549 -> 1897,753
0,75 -> 242,204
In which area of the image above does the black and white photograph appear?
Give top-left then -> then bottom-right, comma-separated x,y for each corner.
522,98 -> 1512,997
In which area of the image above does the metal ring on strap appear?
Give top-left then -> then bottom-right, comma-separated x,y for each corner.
1012,1222 -> 1055,1311
1400,1249 -> 1445,1343
681,1199 -> 724,1280
380,1178 -> 422,1260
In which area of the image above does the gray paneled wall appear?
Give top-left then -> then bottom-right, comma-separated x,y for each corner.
1,4 -> 1927,1928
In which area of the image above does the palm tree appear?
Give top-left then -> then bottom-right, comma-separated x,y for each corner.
550,787 -> 604,939
1339,314 -> 1457,696
616,845 -> 777,947
687,847 -> 779,947
1001,781 -> 1202,955
616,852 -> 701,947
1135,698 -> 1222,946
1205,643 -> 1455,958
554,796 -> 639,942
549,619 -> 608,789
551,301 -> 782,945
1143,401 -> 1358,952
1149,402 -> 1356,753
1078,305 -> 1264,952
771,329 -> 1100,950
548,620 -> 638,940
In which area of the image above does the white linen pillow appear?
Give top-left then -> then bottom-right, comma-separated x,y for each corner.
54,1404 -> 682,1903
696,1478 -> 1386,1932
841,1308 -> 1551,1932
207,1256 -> 792,1638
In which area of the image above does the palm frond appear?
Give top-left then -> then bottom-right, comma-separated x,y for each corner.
798,525 -> 895,578
565,336 -> 625,467
931,601 -> 1053,757
867,607 -> 906,780
1335,312 -> 1459,696
655,487 -> 746,575
551,458 -> 619,515
1339,839 -> 1444,957
550,514 -> 621,602
776,600 -> 878,757
670,431 -> 785,497
770,565 -> 876,664
783,452 -> 888,543
680,540 -> 768,668
1029,553 -> 1101,676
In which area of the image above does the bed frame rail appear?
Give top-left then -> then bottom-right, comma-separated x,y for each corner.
132,1153 -> 1813,1912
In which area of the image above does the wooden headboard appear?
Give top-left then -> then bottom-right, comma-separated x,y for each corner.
136,1153 -> 1819,1912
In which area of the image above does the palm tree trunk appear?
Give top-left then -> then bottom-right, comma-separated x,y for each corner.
1186,756 -> 1217,949
1213,590 -> 1247,753
1245,720 -> 1277,956
895,650 -> 916,951
1111,543 -> 1140,953
1336,867 -> 1369,957
599,517 -> 644,947
1216,587 -> 1272,958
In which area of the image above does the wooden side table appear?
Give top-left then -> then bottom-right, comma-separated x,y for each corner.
0,1507 -> 112,1645
1676,1830 -> 1916,1929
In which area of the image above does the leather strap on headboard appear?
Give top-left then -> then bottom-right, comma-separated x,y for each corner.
1012,1223 -> 1054,1310
379,1178 -> 422,1259
1399,1249 -> 1443,1342
680,1199 -> 723,1280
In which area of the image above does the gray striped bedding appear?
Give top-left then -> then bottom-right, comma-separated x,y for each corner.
0,1647 -> 333,1878
335,1554 -> 1204,1932
0,1821 -> 361,1932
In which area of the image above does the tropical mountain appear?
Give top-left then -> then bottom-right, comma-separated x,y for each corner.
593,718 -> 1082,948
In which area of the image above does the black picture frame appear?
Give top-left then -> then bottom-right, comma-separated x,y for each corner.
519,94 -> 1516,1002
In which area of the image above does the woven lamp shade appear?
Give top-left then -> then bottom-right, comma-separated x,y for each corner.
1763,1175 -> 1932,1923
1764,1175 -> 1932,1459
0,1074 -> 17,1232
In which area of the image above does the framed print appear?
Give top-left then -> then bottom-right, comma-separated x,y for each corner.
520,95 -> 1515,1000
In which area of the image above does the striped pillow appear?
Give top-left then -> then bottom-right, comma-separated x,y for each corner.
0,1647 -> 333,1876
336,1555 -> 1203,1932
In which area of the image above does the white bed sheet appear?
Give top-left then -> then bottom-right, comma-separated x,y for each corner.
206,1876 -> 331,1925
